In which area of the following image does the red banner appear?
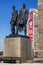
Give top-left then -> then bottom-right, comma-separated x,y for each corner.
27,13 -> 34,56
27,13 -> 33,39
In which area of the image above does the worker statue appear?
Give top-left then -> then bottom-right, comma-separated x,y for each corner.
16,3 -> 28,36
10,5 -> 18,35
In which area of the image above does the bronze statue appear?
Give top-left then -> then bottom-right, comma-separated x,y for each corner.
16,3 -> 28,36
10,5 -> 18,34
10,4 -> 28,36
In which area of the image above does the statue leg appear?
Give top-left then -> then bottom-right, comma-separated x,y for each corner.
16,26 -> 18,35
24,24 -> 27,36
11,23 -> 15,34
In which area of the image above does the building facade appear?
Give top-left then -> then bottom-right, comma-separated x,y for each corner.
27,9 -> 38,57
38,0 -> 43,58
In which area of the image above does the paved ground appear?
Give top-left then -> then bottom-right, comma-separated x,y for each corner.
0,63 -> 43,65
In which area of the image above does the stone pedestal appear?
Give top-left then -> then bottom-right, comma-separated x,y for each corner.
3,36 -> 33,62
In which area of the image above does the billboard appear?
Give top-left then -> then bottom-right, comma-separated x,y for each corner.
27,13 -> 34,56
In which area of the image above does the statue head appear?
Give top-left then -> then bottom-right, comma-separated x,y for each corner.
12,5 -> 16,10
23,3 -> 26,9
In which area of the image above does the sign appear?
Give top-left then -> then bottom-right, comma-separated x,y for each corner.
27,13 -> 33,39
27,13 -> 34,56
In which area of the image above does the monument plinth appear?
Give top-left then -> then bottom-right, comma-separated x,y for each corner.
3,36 -> 33,62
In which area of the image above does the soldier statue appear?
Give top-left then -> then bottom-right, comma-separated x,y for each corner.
16,3 -> 28,36
10,5 -> 18,35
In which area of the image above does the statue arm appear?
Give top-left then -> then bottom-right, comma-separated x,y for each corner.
26,10 -> 28,20
27,10 -> 28,14
16,10 -> 18,17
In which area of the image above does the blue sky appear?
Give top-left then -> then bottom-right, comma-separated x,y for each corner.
0,0 -> 38,51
